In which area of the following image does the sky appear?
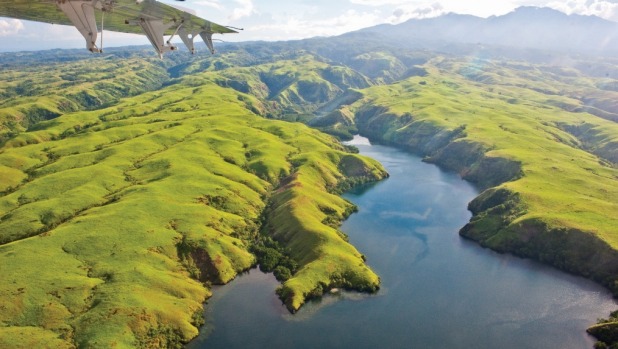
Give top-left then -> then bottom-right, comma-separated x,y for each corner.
0,0 -> 617,52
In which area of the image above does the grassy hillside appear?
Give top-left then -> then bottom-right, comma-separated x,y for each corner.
3,38 -> 618,347
0,55 -> 172,144
332,55 -> 618,293
178,53 -> 373,118
0,59 -> 386,347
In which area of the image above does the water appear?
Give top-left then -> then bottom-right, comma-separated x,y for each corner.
187,136 -> 615,349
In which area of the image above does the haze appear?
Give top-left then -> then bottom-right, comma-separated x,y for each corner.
0,0 -> 617,52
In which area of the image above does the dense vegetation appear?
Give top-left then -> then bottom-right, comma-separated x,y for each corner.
589,310 -> 618,348
1,21 -> 618,347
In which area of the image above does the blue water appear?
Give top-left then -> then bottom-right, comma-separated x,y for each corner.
187,136 -> 615,349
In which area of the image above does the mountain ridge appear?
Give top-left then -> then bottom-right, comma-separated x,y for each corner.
355,6 -> 618,54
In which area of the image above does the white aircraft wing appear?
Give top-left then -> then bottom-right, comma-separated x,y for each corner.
0,0 -> 237,57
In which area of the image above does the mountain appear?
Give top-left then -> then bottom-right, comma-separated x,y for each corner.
357,6 -> 618,54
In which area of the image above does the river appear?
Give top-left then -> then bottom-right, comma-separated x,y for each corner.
187,136 -> 616,349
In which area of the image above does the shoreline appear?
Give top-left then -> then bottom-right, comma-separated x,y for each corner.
359,126 -> 618,297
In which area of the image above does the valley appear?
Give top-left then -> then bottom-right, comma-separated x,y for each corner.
1,8 -> 618,347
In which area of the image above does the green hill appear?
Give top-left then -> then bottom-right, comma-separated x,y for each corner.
0,54 -> 171,144
2,35 -> 618,348
0,55 -> 386,348
340,55 -> 618,293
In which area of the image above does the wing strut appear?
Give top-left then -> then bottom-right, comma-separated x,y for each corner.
55,0 -> 100,53
177,29 -> 216,55
200,32 -> 216,54
127,18 -> 178,58
178,28 -> 196,54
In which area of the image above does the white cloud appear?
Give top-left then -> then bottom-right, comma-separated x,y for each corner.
194,0 -> 224,10
546,0 -> 618,21
388,2 -> 447,23
229,0 -> 255,21
0,19 -> 24,37
250,9 -> 382,40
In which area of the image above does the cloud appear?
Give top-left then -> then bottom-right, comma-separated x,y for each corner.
194,0 -> 224,10
351,0 -> 517,20
373,0 -> 618,21
0,19 -> 24,37
388,2 -> 447,23
229,0 -> 255,21
249,9 -> 382,40
545,0 -> 618,21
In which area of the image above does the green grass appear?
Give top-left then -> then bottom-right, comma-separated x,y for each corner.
0,56 -> 169,143
266,149 -> 385,311
5,43 -> 616,347
186,54 -> 372,118
345,54 -> 618,285
0,63 -> 386,347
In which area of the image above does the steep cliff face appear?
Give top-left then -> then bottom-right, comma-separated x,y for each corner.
353,105 -> 523,191
461,188 -> 618,295
427,141 -> 523,190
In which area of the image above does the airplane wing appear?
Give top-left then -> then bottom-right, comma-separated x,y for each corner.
0,0 -> 237,57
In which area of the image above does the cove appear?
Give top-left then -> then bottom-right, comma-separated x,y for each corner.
187,136 -> 616,349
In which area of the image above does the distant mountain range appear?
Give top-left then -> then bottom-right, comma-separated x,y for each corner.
355,6 -> 618,54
